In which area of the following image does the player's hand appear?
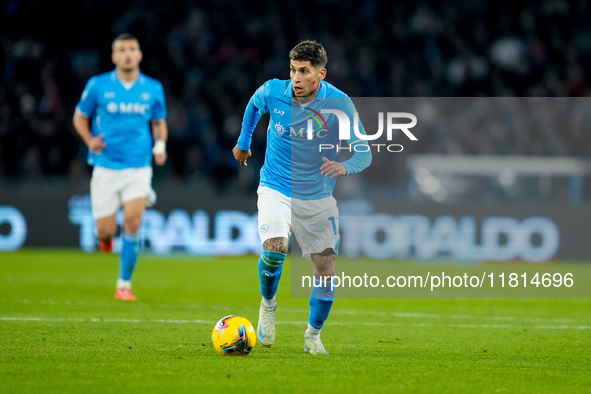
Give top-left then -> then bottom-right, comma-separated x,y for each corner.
88,134 -> 106,154
153,152 -> 167,166
233,145 -> 251,167
320,157 -> 347,179
152,139 -> 167,166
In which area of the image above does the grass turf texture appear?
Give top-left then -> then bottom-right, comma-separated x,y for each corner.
1,249 -> 590,393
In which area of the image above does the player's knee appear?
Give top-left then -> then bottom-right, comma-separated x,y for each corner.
262,237 -> 288,254
124,216 -> 141,234
97,227 -> 114,241
318,265 -> 336,277
96,217 -> 117,240
312,252 -> 336,277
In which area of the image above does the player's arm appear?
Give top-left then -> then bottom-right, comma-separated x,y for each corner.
73,78 -> 105,154
320,144 -> 372,179
233,96 -> 259,166
321,100 -> 372,178
151,118 -> 168,166
342,141 -> 372,174
73,111 -> 106,154
234,83 -> 270,166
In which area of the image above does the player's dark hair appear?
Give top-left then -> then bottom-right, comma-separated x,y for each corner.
112,33 -> 140,50
289,40 -> 327,68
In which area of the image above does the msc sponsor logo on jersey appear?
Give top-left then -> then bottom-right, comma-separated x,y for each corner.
106,102 -> 150,115
289,125 -> 327,139
273,122 -> 328,139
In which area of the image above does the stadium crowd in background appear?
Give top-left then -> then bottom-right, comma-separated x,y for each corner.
1,0 -> 591,193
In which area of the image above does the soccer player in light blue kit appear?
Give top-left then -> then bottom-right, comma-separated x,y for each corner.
233,40 -> 372,354
73,33 -> 168,301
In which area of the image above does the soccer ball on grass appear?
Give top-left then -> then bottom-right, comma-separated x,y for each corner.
211,315 -> 256,356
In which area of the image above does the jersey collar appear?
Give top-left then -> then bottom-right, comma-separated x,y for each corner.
110,70 -> 146,87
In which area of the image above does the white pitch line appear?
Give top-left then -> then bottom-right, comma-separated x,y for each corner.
282,308 -> 584,324
4,299 -> 590,325
1,316 -> 590,330
0,316 -> 378,326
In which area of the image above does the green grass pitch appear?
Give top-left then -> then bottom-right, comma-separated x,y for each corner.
1,249 -> 590,393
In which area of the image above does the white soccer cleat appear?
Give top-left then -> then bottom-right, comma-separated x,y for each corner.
257,301 -> 276,347
304,333 -> 330,355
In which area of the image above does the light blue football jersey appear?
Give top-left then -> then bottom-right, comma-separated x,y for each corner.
76,70 -> 167,169
237,79 -> 370,200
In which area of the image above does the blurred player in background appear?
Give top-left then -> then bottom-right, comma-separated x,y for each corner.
233,40 -> 371,354
73,33 -> 168,301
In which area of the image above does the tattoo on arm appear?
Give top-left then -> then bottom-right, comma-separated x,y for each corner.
263,237 -> 288,254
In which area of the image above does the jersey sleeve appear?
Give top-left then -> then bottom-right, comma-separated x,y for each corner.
237,81 -> 271,150
341,98 -> 372,175
342,146 -> 372,175
151,81 -> 167,120
251,81 -> 270,115
75,77 -> 99,117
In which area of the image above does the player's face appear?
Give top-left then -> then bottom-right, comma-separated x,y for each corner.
112,39 -> 142,72
290,60 -> 326,101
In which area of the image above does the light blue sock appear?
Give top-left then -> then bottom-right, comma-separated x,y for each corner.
258,250 -> 287,299
309,277 -> 335,329
118,232 -> 140,281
